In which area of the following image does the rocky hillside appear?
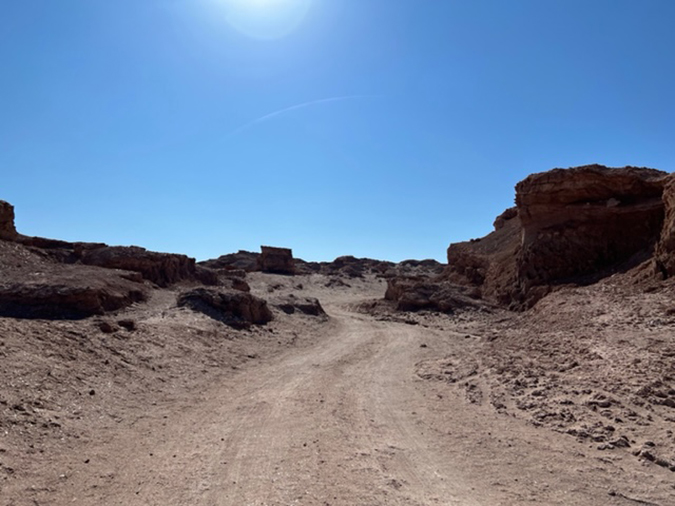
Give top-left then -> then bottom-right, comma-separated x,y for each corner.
200,249 -> 444,279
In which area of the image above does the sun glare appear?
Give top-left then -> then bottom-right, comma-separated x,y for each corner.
221,0 -> 312,39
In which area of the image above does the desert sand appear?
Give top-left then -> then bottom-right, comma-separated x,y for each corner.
1,269 -> 674,505
2,165 -> 675,505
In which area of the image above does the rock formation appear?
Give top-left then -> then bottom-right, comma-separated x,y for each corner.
0,241 -> 147,319
0,200 -> 18,241
177,288 -> 273,329
655,173 -> 675,278
0,272 -> 147,319
515,165 -> 666,300
81,246 -> 200,288
444,165 -> 672,308
258,246 -> 295,274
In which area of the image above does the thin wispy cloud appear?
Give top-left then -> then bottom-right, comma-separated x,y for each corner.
229,95 -> 381,136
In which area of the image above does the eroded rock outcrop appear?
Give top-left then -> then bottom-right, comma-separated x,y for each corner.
0,201 -> 18,241
655,174 -> 675,278
515,165 -> 667,300
0,273 -> 147,319
177,288 -> 273,329
82,246 -> 199,288
258,246 -> 295,275
443,165 -> 671,308
0,241 -> 147,319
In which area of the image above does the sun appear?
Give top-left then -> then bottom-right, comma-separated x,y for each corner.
221,0 -> 313,39
245,0 -> 290,7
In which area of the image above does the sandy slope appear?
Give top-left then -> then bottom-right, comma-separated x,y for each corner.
3,273 -> 675,505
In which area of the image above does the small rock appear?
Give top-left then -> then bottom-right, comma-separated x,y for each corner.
117,319 -> 136,331
98,321 -> 116,333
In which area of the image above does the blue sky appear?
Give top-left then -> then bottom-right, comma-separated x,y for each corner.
2,0 -> 674,262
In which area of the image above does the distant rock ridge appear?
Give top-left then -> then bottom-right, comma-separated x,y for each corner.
199,250 -> 440,278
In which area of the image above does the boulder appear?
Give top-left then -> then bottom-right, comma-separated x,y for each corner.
258,246 -> 295,274
0,201 -> 18,241
177,287 -> 273,329
82,246 -> 198,287
275,295 -> 325,316
655,173 -> 675,277
385,276 -> 482,313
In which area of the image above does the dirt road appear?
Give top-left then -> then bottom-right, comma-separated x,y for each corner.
28,300 -> 660,506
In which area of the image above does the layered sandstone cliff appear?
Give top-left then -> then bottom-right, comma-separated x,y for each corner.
444,165 -> 671,308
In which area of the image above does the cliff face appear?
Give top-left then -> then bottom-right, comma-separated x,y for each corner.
446,165 -> 672,308
655,173 -> 675,278
0,200 -> 18,241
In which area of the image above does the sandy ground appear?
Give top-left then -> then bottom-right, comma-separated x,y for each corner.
2,272 -> 675,505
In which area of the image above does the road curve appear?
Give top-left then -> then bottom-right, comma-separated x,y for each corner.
55,303 -> 486,506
